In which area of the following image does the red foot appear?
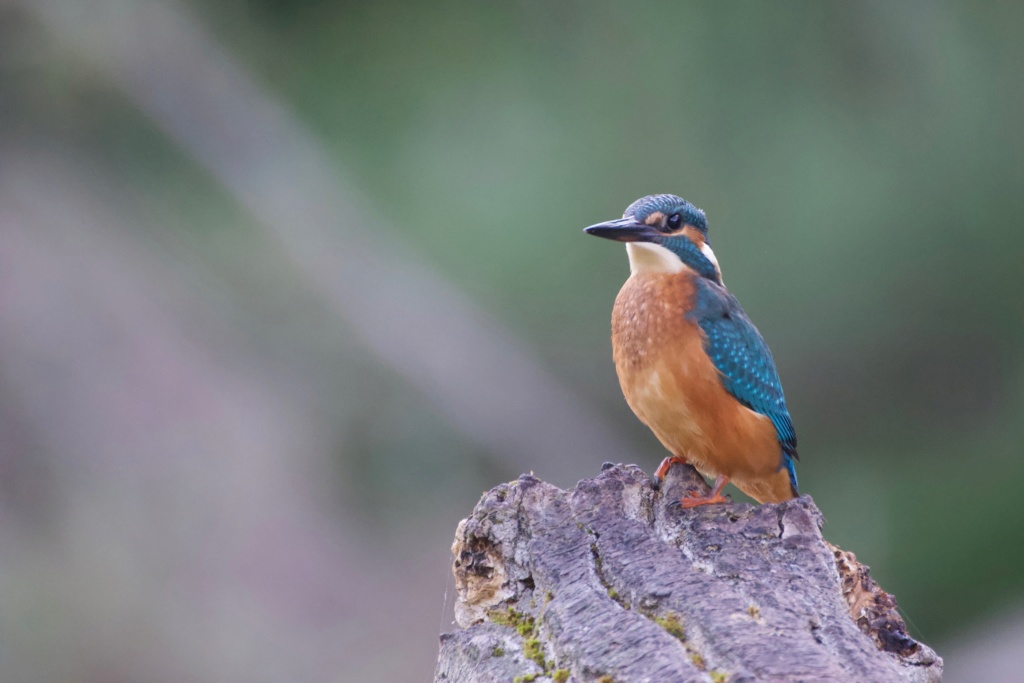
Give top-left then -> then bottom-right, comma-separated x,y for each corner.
676,474 -> 731,509
678,492 -> 731,509
652,456 -> 688,488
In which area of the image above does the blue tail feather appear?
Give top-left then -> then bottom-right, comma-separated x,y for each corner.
783,453 -> 799,496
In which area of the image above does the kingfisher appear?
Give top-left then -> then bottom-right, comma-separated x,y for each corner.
584,194 -> 798,507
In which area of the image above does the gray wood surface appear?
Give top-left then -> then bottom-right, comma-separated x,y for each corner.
435,463 -> 942,683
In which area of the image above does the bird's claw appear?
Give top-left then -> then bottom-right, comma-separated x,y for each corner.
651,456 -> 688,492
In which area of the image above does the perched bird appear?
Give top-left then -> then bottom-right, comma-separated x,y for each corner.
584,194 -> 798,507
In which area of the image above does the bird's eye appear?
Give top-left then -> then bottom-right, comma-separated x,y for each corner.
665,213 -> 683,231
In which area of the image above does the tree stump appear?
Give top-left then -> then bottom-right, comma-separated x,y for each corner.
435,463 -> 942,682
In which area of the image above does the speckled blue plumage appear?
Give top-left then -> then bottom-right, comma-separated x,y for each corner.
688,278 -> 799,494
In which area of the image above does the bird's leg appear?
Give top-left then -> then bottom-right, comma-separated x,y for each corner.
678,474 -> 731,509
652,455 -> 688,489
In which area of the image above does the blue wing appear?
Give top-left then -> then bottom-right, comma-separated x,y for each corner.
689,279 -> 799,489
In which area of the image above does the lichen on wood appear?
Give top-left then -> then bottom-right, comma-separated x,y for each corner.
435,463 -> 942,683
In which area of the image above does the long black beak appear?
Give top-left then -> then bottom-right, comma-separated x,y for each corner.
583,217 -> 660,242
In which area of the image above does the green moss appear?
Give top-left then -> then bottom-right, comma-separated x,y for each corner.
487,604 -> 557,677
710,671 -> 728,682
491,645 -> 504,657
597,676 -> 616,683
606,587 -> 629,609
545,590 -> 554,604
688,652 -> 706,670
653,613 -> 686,642
488,606 -> 536,638
513,675 -> 537,683
487,606 -> 518,627
523,637 -> 547,669
746,604 -> 760,619
551,669 -> 570,682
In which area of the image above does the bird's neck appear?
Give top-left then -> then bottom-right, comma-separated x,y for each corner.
626,239 -> 721,282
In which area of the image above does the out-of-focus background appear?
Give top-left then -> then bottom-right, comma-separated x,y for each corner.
1,1 -> 1022,681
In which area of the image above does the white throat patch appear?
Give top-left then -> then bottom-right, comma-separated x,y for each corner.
625,241 -> 724,281
625,242 -> 685,275
701,243 -> 723,282
700,243 -> 720,272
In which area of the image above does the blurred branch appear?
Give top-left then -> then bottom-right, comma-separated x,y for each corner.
23,0 -> 642,483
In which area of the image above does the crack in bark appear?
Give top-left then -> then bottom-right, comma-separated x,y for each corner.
586,530 -> 632,611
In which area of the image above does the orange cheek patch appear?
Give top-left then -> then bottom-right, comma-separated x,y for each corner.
680,225 -> 706,249
643,211 -> 665,227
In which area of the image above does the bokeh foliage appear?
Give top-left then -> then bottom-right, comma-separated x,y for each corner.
4,1 -> 1023,677
196,0 -> 1024,638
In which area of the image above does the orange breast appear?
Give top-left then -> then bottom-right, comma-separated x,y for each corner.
611,272 -> 789,502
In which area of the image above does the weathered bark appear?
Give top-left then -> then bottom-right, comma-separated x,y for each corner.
435,463 -> 942,683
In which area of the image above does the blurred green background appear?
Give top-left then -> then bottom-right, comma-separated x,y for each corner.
1,1 -> 1022,681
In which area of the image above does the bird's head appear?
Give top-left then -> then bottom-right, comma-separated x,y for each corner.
584,194 -> 720,281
